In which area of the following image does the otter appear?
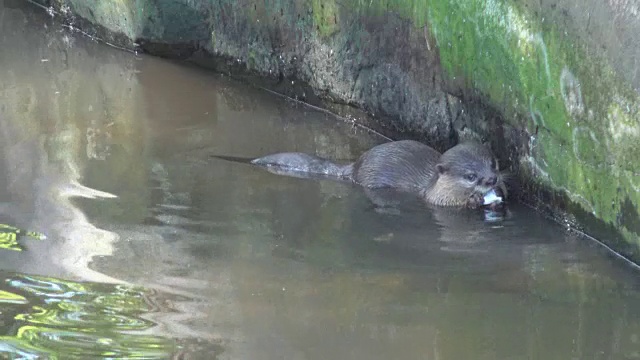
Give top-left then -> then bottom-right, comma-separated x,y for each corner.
248,140 -> 506,209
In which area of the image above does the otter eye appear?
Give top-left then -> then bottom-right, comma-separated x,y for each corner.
464,173 -> 477,182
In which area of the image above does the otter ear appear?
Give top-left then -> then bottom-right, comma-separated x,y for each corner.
436,163 -> 448,174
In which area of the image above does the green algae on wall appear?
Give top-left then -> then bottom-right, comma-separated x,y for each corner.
355,0 -> 640,257
336,0 -> 640,256
312,0 -> 339,37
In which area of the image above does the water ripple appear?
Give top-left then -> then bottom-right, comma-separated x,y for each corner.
0,273 -> 205,359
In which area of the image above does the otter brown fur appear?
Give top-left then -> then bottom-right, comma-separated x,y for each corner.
249,140 -> 505,208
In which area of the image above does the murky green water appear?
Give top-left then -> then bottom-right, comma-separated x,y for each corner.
0,1 -> 639,359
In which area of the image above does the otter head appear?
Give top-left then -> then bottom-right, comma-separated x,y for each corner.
435,142 -> 502,198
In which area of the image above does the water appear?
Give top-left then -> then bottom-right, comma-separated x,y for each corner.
0,1 -> 640,359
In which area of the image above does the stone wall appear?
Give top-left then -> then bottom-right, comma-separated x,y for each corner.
31,0 -> 640,263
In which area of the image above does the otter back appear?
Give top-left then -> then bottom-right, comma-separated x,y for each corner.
352,140 -> 440,192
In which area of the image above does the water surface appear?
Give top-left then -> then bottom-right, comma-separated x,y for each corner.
0,1 -> 639,359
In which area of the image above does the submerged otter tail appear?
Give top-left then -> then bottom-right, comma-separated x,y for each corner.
213,152 -> 353,180
210,155 -> 255,164
251,152 -> 353,179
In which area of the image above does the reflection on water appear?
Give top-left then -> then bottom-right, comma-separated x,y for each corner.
1,1 -> 640,359
0,273 -> 178,358
0,224 -> 46,251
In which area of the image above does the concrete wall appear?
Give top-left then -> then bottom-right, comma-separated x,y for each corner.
32,0 -> 640,263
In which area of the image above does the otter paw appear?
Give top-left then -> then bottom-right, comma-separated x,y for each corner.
466,193 -> 484,209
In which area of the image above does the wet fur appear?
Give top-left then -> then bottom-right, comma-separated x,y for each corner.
351,141 -> 440,191
243,140 -> 505,207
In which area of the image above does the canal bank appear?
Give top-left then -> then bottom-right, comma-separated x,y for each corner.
28,0 -> 640,264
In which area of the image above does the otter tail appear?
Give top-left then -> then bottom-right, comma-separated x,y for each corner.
210,155 -> 255,164
212,153 -> 354,180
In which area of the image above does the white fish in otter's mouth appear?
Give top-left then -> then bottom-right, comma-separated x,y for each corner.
483,188 -> 503,205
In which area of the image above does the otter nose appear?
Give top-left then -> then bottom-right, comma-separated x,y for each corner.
485,176 -> 497,187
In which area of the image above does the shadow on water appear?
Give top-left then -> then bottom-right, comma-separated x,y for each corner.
1,1 -> 640,359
